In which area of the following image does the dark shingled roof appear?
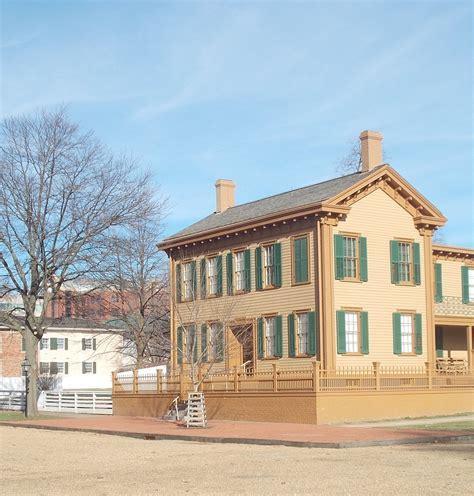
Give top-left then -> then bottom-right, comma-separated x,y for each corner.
165,167 -> 382,242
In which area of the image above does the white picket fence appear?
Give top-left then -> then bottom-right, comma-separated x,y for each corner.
0,390 -> 25,411
38,391 -> 112,415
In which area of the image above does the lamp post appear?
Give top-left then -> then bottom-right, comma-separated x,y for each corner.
21,358 -> 31,418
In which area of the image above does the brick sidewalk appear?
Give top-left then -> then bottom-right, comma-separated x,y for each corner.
1,416 -> 472,448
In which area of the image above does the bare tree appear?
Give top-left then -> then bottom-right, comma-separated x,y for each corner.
103,218 -> 170,368
433,228 -> 446,245
0,107 -> 160,414
336,139 -> 362,176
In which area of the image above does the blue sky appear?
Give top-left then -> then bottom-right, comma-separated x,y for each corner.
1,0 -> 472,246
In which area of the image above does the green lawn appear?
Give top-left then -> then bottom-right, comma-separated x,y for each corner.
398,420 -> 474,432
0,411 -> 62,422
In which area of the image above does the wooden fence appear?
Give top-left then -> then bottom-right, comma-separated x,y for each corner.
113,362 -> 474,397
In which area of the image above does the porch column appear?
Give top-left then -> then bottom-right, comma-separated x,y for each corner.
467,325 -> 473,372
419,228 -> 436,367
319,216 -> 338,371
169,256 -> 177,372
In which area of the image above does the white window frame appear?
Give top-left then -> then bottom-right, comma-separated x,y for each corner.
56,338 -> 65,350
40,338 -> 49,350
296,312 -> 309,355
263,245 -> 275,287
264,316 -> 276,357
207,257 -> 218,296
468,268 -> 474,303
234,251 -> 245,292
345,312 -> 359,353
182,262 -> 193,300
56,362 -> 65,374
39,362 -> 49,375
83,362 -> 93,374
400,314 -> 414,353
84,338 -> 93,350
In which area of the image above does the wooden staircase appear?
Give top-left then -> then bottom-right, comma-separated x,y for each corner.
185,392 -> 207,428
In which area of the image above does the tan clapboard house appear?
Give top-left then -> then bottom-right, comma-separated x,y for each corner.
112,131 -> 473,424
160,131 -> 473,376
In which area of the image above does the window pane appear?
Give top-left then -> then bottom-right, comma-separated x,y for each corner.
400,315 -> 413,353
297,313 -> 309,354
399,243 -> 411,282
264,246 -> 275,286
84,362 -> 93,373
56,362 -> 64,374
345,312 -> 359,353
57,338 -> 65,350
41,338 -> 49,349
343,237 -> 357,278
84,339 -> 92,350
265,317 -> 276,356
469,269 -> 474,302
208,257 -> 217,295
235,252 -> 245,291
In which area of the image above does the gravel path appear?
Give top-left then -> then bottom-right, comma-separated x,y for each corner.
1,426 -> 472,495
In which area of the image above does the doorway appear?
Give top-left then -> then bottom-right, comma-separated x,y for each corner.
227,324 -> 254,372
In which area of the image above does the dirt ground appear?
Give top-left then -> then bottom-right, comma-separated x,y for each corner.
1,426 -> 472,495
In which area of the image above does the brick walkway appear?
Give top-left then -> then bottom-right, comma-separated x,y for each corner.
2,416 -> 473,448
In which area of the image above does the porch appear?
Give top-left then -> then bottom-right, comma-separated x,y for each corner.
435,318 -> 473,372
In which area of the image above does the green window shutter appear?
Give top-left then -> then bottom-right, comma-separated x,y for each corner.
191,261 -> 197,299
359,237 -> 368,282
434,263 -> 443,303
200,258 -> 207,299
190,325 -> 198,363
255,247 -> 263,290
392,313 -> 402,355
435,327 -> 444,358
287,314 -> 295,357
216,323 -> 224,362
294,237 -> 309,284
244,249 -> 251,292
176,263 -> 182,303
82,338 -> 86,351
274,243 -> 282,287
93,362 -> 97,374
274,315 -> 283,357
65,362 -> 69,375
257,318 -> 264,358
92,338 -> 96,351
360,311 -> 369,354
82,362 -> 86,374
39,338 -> 43,350
390,240 -> 400,284
308,311 -> 318,356
201,324 -> 208,363
413,243 -> 421,285
50,362 -> 58,375
177,327 -> 183,364
216,256 -> 223,296
461,266 -> 470,304
226,253 -> 233,295
415,314 -> 422,355
50,338 -> 58,351
65,338 -> 68,351
334,235 -> 344,280
336,310 -> 346,354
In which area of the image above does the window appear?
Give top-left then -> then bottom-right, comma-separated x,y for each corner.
296,312 -> 309,355
390,240 -> 420,285
56,338 -> 65,350
293,236 -> 309,284
56,362 -> 65,374
209,323 -> 223,361
263,245 -> 275,287
344,312 -> 359,353
182,262 -> 194,300
469,268 -> 474,303
207,257 -> 218,295
264,316 -> 276,357
84,338 -> 93,350
40,362 -> 49,375
400,314 -> 414,353
234,251 -> 245,291
185,325 -> 196,362
343,237 -> 358,279
40,338 -> 49,350
82,362 -> 96,374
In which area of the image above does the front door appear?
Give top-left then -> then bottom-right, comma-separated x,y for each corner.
227,324 -> 253,371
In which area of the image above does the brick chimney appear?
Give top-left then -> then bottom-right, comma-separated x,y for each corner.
360,130 -> 384,172
215,179 -> 235,213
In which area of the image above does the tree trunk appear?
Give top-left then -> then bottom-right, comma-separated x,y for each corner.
24,330 -> 39,416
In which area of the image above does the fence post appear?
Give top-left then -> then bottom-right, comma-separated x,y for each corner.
58,392 -> 62,412
373,362 -> 381,391
133,369 -> 138,394
74,392 -> 78,413
272,363 -> 278,392
425,362 -> 432,390
157,369 -> 162,393
111,371 -> 116,394
179,367 -> 185,399
313,361 -> 320,393
233,366 -> 239,393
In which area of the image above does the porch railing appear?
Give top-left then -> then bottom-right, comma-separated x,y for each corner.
435,295 -> 474,316
113,362 -> 474,396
